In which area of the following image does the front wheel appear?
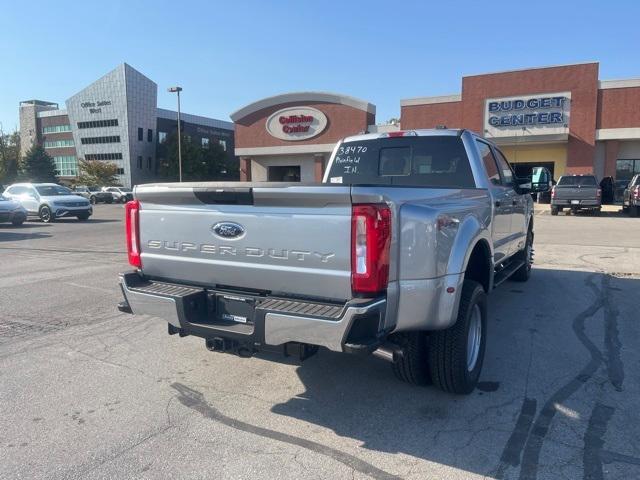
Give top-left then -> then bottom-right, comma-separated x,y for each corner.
428,280 -> 487,395
89,196 -> 97,205
39,205 -> 54,223
551,206 -> 559,216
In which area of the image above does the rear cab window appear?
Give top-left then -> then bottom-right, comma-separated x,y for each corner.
558,176 -> 598,186
326,136 -> 476,188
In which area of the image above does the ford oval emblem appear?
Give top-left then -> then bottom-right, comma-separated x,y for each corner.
212,222 -> 245,239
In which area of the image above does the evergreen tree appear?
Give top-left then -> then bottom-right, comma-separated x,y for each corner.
21,145 -> 59,183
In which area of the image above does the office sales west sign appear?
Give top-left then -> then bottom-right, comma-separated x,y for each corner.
484,92 -> 571,139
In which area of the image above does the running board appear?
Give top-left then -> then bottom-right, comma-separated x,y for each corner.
493,259 -> 525,287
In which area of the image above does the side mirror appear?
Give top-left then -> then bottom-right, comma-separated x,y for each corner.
531,167 -> 552,193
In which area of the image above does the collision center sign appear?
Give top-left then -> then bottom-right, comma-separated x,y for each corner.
266,106 -> 328,141
484,92 -> 571,139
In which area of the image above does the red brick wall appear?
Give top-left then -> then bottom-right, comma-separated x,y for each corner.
402,63 -> 601,174
401,102 -> 462,130
597,87 -> 640,129
235,102 -> 371,148
461,63 -> 599,174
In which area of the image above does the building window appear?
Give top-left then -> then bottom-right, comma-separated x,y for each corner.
85,153 -> 123,160
147,129 -> 153,142
42,125 -> 71,134
616,159 -> 640,181
52,155 -> 78,176
80,136 -> 120,145
158,131 -> 167,143
202,137 -> 210,148
138,128 -> 143,141
44,139 -> 74,148
116,168 -> 125,175
268,166 -> 301,182
77,119 -> 118,129
137,156 -> 142,169
147,157 -> 152,169
219,139 -> 227,151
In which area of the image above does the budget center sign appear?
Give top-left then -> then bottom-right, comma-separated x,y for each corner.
484,92 -> 571,138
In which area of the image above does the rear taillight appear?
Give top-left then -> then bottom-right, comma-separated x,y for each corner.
351,204 -> 391,295
551,186 -> 556,199
125,200 -> 141,268
596,188 -> 602,199
633,186 -> 640,199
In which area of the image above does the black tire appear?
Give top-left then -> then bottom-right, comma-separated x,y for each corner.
77,213 -> 90,221
89,195 -> 97,205
551,206 -> 559,216
11,218 -> 25,226
106,197 -> 113,204
593,208 -> 601,216
630,206 -> 639,217
427,280 -> 487,395
39,205 -> 54,223
511,228 -> 533,282
391,332 -> 431,385
120,196 -> 127,204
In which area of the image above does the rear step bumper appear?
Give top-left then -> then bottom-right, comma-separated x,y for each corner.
119,271 -> 386,353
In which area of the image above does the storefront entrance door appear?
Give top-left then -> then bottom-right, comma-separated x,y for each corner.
268,166 -> 301,182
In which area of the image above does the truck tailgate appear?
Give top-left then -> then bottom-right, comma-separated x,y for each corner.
135,183 -> 353,301
554,186 -> 598,200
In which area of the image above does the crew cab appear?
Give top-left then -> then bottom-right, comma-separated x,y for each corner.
117,129 -> 548,394
550,174 -> 601,215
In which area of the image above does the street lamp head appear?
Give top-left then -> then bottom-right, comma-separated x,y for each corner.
167,86 -> 182,93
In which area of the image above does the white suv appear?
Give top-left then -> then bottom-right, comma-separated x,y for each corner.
3,183 -> 92,223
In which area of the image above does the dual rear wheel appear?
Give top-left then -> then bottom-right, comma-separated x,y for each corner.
391,280 -> 487,395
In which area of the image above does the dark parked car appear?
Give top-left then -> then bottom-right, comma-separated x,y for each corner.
74,186 -> 113,204
551,174 -> 601,215
599,176 -> 615,204
622,174 -> 640,217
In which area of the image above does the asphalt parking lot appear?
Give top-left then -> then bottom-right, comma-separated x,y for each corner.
1,204 -> 639,480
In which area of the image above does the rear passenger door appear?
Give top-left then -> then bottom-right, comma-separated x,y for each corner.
492,147 -> 526,253
476,140 -> 512,263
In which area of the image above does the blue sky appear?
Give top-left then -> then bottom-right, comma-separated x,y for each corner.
0,0 -> 639,131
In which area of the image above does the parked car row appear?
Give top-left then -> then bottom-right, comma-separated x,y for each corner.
549,173 -> 640,217
0,182 -> 134,225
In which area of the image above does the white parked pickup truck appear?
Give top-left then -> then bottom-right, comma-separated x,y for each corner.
118,129 -> 549,394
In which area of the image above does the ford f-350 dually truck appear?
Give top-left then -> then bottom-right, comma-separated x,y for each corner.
118,129 -> 549,394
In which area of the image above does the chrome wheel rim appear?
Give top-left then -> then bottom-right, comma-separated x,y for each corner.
467,305 -> 482,372
41,209 -> 50,222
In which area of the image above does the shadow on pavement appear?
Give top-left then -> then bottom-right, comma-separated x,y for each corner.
265,268 -> 639,478
0,230 -> 52,241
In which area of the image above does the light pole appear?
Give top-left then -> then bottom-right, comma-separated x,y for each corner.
168,86 -> 183,182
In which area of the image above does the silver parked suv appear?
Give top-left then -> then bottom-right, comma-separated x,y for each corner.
3,183 -> 92,223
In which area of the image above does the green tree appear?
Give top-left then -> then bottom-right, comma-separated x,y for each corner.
0,127 -> 20,184
21,145 -> 58,183
158,132 -> 238,181
77,159 -> 120,187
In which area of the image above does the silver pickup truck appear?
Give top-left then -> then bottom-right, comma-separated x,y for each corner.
118,129 -> 548,394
